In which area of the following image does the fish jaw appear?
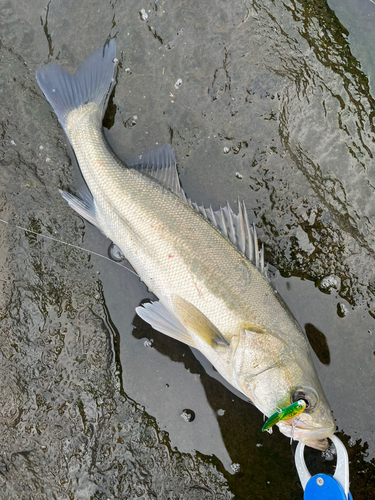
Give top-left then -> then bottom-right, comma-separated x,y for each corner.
277,391 -> 335,450
278,418 -> 335,450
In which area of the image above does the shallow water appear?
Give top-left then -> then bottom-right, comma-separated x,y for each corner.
0,0 -> 374,498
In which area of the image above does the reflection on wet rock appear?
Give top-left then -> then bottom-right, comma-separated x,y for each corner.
108,243 -> 125,262
337,302 -> 348,318
318,275 -> 340,294
181,409 -> 196,422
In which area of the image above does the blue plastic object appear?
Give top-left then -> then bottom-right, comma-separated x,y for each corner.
304,473 -> 353,499
295,435 -> 353,499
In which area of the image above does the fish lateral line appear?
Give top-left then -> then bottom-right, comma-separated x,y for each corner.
0,216 -> 138,277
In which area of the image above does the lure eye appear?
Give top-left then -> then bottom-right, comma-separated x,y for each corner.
291,387 -> 318,412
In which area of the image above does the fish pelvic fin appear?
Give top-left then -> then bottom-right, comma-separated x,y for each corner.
36,39 -> 117,132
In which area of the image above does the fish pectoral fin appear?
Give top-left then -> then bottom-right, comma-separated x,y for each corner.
136,301 -> 195,347
173,295 -> 229,349
59,189 -> 101,230
126,144 -> 186,201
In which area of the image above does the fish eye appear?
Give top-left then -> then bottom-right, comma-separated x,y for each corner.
291,387 -> 318,412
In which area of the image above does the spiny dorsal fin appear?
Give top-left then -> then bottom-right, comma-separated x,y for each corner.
126,144 -> 186,201
188,198 -> 268,277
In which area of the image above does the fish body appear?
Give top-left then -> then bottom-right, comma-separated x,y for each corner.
36,40 -> 335,450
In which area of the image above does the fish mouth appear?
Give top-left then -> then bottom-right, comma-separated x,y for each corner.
278,419 -> 335,450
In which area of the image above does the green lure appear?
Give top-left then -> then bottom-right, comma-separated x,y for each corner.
262,399 -> 306,433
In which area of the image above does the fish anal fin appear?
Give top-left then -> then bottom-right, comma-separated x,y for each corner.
136,301 -> 195,347
172,295 -> 229,348
59,189 -> 101,230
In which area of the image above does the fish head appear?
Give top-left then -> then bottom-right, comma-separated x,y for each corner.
232,327 -> 335,450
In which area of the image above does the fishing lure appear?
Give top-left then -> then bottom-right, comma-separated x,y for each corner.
262,399 -> 306,433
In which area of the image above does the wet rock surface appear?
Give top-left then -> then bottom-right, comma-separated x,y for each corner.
0,0 -> 374,498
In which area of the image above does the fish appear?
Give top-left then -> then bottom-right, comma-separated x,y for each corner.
35,39 -> 335,450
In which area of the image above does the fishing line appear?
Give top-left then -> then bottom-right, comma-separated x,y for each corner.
0,217 -> 139,277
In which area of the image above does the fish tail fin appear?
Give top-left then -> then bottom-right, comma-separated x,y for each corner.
35,39 -> 117,132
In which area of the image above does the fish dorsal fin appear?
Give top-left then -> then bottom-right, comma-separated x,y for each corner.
173,296 -> 229,348
126,144 -> 187,201
128,145 -> 266,274
136,301 -> 195,347
188,199 -> 267,276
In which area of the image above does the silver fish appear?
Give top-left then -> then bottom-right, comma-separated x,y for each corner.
36,40 -> 335,450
